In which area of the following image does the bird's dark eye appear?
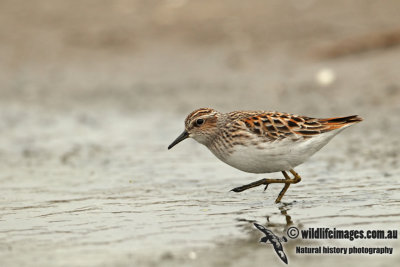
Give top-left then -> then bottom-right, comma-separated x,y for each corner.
196,118 -> 204,126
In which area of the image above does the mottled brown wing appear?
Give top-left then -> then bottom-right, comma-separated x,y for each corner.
238,111 -> 362,140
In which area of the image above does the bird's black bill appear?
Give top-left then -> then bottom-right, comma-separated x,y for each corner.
168,131 -> 189,150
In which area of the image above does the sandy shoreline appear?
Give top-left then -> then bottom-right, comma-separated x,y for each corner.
1,1 -> 400,266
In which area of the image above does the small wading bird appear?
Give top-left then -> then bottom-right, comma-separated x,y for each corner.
254,223 -> 288,264
168,108 -> 362,203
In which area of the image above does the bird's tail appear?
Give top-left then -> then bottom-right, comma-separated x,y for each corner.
319,115 -> 363,130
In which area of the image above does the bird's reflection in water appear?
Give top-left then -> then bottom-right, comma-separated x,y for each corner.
276,203 -> 294,227
236,202 -> 294,235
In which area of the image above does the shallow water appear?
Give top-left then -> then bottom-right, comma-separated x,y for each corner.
1,108 -> 399,266
1,1 -> 400,265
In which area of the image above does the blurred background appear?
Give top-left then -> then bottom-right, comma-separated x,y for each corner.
0,1 -> 399,267
1,0 -> 400,114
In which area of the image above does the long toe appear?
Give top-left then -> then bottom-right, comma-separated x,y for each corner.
231,186 -> 244,192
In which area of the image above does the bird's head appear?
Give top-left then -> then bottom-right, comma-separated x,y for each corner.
168,108 -> 220,149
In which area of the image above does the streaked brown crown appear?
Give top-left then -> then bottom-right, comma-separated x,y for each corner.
184,108 -> 218,128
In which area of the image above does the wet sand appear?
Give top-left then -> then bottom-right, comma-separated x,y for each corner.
1,1 -> 400,266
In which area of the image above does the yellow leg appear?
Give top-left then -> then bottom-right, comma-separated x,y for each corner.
231,169 -> 302,203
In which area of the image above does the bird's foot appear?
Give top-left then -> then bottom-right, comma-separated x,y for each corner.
231,178 -> 269,192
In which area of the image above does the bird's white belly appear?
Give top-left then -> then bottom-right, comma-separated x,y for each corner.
212,130 -> 341,173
